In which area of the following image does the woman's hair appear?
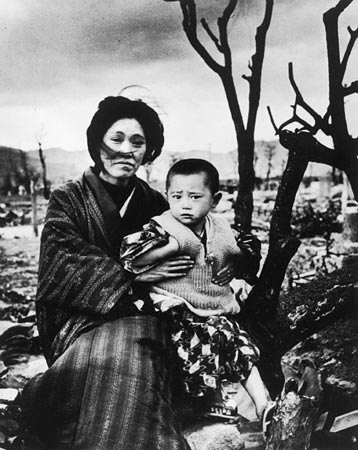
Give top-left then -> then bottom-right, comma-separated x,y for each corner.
87,96 -> 164,168
166,158 -> 220,194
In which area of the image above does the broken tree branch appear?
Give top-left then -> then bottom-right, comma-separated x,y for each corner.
343,80 -> 358,96
267,106 -> 279,134
323,0 -> 353,145
200,18 -> 223,53
179,0 -> 223,74
179,0 -> 245,137
217,0 -> 237,70
341,25 -> 358,77
288,62 -> 331,135
246,0 -> 274,136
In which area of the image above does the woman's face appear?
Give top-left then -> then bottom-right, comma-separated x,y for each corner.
100,118 -> 147,185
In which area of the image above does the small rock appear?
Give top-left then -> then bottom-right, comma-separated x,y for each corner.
0,355 -> 47,389
207,428 -> 245,450
325,375 -> 357,395
0,389 -> 18,403
185,423 -> 244,450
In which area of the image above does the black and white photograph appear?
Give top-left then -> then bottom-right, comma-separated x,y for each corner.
0,1 -> 357,449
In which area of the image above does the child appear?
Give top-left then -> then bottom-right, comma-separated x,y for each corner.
121,158 -> 273,425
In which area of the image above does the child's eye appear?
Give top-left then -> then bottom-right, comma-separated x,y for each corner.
191,195 -> 202,200
172,195 -> 181,200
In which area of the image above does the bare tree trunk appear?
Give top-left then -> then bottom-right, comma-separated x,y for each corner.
30,180 -> 38,237
20,151 -> 31,194
165,0 -> 273,232
234,134 -> 256,232
38,142 -> 50,200
264,144 -> 274,190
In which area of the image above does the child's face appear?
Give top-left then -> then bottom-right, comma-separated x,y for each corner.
166,173 -> 221,233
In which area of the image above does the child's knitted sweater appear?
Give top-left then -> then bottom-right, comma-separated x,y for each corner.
151,211 -> 241,315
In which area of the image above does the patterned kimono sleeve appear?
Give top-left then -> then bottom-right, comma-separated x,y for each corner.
231,226 -> 262,285
120,220 -> 170,274
36,187 -> 134,317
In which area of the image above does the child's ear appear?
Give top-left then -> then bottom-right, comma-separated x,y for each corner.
212,192 -> 222,208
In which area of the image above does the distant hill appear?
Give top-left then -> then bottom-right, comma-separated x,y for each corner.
0,142 -> 332,195
26,148 -> 92,186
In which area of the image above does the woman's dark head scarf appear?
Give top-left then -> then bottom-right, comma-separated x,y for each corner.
86,96 -> 164,169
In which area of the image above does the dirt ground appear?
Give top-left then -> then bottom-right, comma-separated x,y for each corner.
0,225 -> 357,387
0,225 -> 357,448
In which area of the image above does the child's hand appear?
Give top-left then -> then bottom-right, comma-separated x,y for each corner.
212,261 -> 235,286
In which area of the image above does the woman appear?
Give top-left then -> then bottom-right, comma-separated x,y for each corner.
22,96 -> 194,450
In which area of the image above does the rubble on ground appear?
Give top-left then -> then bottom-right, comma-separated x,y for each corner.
0,226 -> 357,449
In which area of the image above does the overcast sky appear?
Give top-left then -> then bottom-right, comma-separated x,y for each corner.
1,0 -> 357,153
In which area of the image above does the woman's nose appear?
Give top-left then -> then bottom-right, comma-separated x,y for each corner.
118,140 -> 133,154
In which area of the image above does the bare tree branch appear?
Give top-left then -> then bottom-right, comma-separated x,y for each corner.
288,62 -> 331,135
323,0 -> 353,145
200,18 -> 223,53
179,0 -> 223,74
343,80 -> 358,96
217,0 -> 237,70
323,105 -> 331,124
341,25 -> 358,77
324,0 -> 356,23
178,0 -> 246,140
246,0 -> 274,136
242,59 -> 252,83
267,106 -> 279,134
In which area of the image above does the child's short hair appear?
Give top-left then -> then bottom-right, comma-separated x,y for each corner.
166,158 -> 219,194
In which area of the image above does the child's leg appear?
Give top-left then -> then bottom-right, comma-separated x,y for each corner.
170,310 -> 220,398
242,365 -> 271,419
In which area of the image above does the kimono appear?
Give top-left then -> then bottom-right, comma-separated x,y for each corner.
21,168 -> 189,450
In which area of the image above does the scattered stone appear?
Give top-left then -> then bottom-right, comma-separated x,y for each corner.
324,375 -> 357,395
0,389 -> 18,404
0,355 -> 47,389
330,410 -> 358,433
206,427 -> 245,450
185,422 -> 245,450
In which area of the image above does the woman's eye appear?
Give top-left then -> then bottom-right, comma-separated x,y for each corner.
132,140 -> 145,147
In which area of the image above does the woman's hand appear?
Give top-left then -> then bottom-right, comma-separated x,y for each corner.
212,260 -> 235,286
135,256 -> 194,283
